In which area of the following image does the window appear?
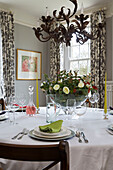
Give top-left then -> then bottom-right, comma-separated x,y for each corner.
60,19 -> 91,76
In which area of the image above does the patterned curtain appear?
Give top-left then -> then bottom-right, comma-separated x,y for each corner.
49,23 -> 60,80
50,39 -> 60,80
0,11 -> 15,98
90,10 -> 106,108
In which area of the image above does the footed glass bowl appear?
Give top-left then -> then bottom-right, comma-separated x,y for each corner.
49,89 -> 88,110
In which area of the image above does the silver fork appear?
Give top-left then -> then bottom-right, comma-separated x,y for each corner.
12,128 -> 27,140
76,131 -> 82,143
17,129 -> 29,140
81,132 -> 89,143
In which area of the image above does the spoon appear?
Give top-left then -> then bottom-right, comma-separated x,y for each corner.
12,128 -> 27,140
17,129 -> 29,140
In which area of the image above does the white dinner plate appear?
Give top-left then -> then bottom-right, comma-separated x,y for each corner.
33,128 -> 71,139
34,126 -> 67,136
29,129 -> 75,141
106,128 -> 113,135
107,124 -> 113,131
109,110 -> 113,115
0,114 -> 8,121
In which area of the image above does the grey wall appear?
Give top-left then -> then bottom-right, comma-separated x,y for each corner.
14,23 -> 49,106
106,17 -> 112,80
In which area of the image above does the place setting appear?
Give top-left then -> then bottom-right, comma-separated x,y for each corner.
106,124 -> 113,135
28,120 -> 75,141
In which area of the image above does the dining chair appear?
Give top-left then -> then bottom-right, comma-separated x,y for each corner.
0,98 -> 5,110
0,140 -> 69,170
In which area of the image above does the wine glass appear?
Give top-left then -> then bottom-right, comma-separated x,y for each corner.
64,99 -> 76,128
75,102 -> 87,131
89,92 -> 96,110
18,94 -> 26,114
10,97 -> 20,124
89,92 -> 99,111
94,92 -> 99,110
0,85 -> 4,99
66,99 -> 76,117
4,96 -> 19,124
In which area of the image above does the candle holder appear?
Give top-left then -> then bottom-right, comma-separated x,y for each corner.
103,112 -> 108,120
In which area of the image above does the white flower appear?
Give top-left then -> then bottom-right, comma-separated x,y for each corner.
63,86 -> 70,94
86,83 -> 90,88
78,80 -> 84,88
58,79 -> 62,83
53,84 -> 60,91
41,83 -> 44,87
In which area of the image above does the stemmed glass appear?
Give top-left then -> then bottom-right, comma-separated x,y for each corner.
18,94 -> 26,114
66,99 -> 76,118
0,85 -> 4,99
65,99 -> 76,128
4,96 -> 19,124
75,102 -> 87,131
94,92 -> 99,110
89,92 -> 95,106
89,92 -> 99,110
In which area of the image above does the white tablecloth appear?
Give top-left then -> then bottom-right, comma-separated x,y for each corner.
0,107 -> 113,170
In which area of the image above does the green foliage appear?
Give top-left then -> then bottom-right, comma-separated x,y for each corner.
40,70 -> 97,95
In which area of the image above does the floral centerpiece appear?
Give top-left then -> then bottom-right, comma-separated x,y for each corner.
40,70 -> 97,107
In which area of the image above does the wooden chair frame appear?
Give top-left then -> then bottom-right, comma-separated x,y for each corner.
0,98 -> 5,110
0,140 -> 69,170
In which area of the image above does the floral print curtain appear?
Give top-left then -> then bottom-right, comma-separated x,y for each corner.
49,23 -> 60,80
90,10 -> 106,108
0,11 -> 15,98
50,39 -> 60,80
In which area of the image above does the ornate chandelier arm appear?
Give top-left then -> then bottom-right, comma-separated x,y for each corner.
69,0 -> 78,18
75,32 -> 89,44
32,27 -> 51,42
53,0 -> 77,22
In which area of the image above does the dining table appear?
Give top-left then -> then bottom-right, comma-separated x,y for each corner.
0,107 -> 113,170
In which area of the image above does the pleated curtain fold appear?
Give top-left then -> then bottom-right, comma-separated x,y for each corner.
49,24 -> 60,80
0,11 -> 15,98
90,10 -> 106,108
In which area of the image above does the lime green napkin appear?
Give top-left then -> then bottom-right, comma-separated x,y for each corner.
39,120 -> 63,133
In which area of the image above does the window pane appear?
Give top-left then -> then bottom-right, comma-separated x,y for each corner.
71,46 -> 79,59
80,45 -> 89,58
70,61 -> 78,72
71,34 -> 78,46
79,60 -> 87,75
87,60 -> 91,74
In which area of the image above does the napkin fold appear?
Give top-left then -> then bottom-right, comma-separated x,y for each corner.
39,120 -> 63,133
14,104 -> 27,108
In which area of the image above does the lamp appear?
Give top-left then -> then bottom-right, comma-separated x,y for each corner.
33,0 -> 101,46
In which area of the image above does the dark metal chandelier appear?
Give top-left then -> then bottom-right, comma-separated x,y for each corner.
33,0 -> 101,46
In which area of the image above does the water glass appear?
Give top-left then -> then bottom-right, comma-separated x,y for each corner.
66,99 -> 76,119
75,102 -> 87,130
18,94 -> 26,113
4,96 -> 19,124
46,95 -> 60,123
